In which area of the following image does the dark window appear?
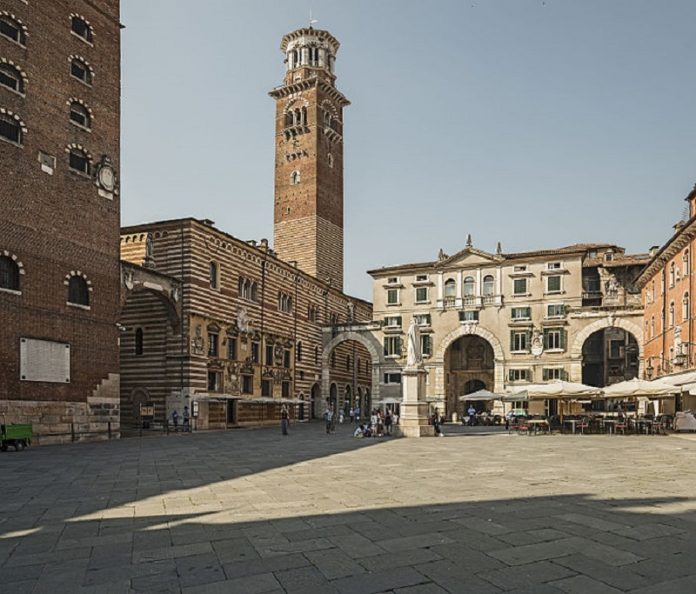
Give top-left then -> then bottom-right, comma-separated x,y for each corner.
251,342 -> 259,363
209,262 -> 218,289
71,59 -> 92,85
261,379 -> 272,397
282,382 -> 290,399
296,342 -> 302,362
242,375 -> 253,394
0,256 -> 20,290
69,102 -> 91,129
208,332 -> 219,357
0,64 -> 22,94
0,113 -> 21,145
0,16 -> 26,46
134,328 -> 144,355
207,371 -> 220,392
283,349 -> 291,369
265,344 -> 274,365
69,148 -> 90,175
71,16 -> 93,43
227,337 -> 237,360
68,276 -> 89,306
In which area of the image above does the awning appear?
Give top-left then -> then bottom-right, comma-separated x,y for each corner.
501,391 -> 529,403
458,389 -> 505,402
603,378 -> 677,398
375,397 -> 402,405
507,381 -> 603,400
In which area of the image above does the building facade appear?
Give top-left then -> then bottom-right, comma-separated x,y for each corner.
119,220 -> 372,430
368,241 -> 648,418
0,1 -> 122,443
270,28 -> 348,291
637,188 -> 696,386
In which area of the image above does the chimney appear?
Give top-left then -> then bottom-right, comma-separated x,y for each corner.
260,238 -> 269,250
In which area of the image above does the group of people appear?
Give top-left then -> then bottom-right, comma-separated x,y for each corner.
353,409 -> 397,438
171,406 -> 191,432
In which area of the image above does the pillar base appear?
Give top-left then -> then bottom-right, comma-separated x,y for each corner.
399,367 -> 435,437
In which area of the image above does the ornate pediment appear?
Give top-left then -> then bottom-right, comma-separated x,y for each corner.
439,247 -> 503,269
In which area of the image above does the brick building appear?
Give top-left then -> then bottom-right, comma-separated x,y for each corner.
0,1 -> 122,443
118,27 -> 373,430
637,186 -> 696,402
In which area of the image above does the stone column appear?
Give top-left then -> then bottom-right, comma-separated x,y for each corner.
397,364 -> 435,437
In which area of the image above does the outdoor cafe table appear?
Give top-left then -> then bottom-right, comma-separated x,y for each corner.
602,419 -> 617,434
563,419 -> 579,434
527,419 -> 549,435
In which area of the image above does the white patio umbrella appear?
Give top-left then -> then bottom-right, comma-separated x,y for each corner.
458,389 -> 505,402
513,381 -> 603,399
603,378 -> 677,399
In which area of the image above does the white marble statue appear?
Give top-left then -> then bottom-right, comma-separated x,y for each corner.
407,319 -> 422,367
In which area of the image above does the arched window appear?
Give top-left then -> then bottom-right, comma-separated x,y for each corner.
444,278 -> 456,299
651,316 -> 655,339
0,255 -> 20,291
284,111 -> 293,127
69,147 -> 90,175
669,263 -> 676,287
463,276 -> 475,297
290,170 -> 300,185
209,262 -> 218,289
483,275 -> 495,296
68,275 -> 89,306
69,102 -> 91,129
0,14 -> 26,46
134,328 -> 144,356
250,282 -> 258,302
683,292 -> 690,321
297,341 -> 302,362
0,111 -> 23,145
0,63 -> 23,94
301,106 -> 307,125
71,15 -> 93,44
71,57 -> 93,85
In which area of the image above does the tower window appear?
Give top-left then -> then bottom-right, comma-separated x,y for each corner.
69,102 -> 91,129
71,15 -> 93,44
68,147 -> 90,175
290,170 -> 300,185
0,63 -> 24,94
0,111 -> 23,146
70,58 -> 93,85
67,275 -> 90,306
0,255 -> 20,291
209,261 -> 219,289
134,328 -> 144,356
0,14 -> 26,47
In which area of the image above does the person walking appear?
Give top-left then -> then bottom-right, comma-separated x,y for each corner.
325,406 -> 334,434
384,410 -> 393,435
182,405 -> 190,432
280,405 -> 289,436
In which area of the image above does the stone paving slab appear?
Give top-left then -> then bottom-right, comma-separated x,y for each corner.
1,425 -> 696,592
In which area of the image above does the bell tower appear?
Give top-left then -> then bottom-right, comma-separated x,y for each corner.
270,27 -> 350,290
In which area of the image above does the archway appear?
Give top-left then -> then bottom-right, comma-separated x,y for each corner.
322,329 -> 383,417
582,328 -> 639,388
310,383 -> 321,419
445,335 -> 495,417
329,383 -> 338,411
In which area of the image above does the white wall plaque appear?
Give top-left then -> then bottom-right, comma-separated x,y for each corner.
20,338 -> 71,383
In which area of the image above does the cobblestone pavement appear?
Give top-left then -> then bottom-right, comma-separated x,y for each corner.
2,424 -> 696,593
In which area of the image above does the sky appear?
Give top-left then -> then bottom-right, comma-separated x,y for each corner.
120,0 -> 696,301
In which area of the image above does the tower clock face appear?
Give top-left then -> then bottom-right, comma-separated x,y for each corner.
98,166 -> 115,191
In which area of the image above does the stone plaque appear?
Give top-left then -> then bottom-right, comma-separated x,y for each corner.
20,338 -> 70,383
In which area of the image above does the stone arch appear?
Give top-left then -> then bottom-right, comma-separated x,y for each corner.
321,329 -> 384,414
571,316 -> 643,360
434,324 -> 505,364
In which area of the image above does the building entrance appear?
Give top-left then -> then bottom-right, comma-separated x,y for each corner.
445,335 -> 495,418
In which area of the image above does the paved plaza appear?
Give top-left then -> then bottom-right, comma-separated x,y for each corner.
2,425 -> 696,593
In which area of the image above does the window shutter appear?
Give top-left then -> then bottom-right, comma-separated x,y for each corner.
510,331 -> 515,351
508,369 -> 513,382
543,369 -> 549,381
526,330 -> 532,351
561,329 -> 568,350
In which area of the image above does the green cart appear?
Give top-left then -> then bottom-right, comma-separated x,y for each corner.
1,423 -> 32,451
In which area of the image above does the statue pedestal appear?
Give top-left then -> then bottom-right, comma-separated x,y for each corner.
397,365 -> 435,438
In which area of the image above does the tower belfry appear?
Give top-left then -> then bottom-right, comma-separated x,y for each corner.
269,27 -> 350,290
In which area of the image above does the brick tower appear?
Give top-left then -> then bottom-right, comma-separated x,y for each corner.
270,27 -> 349,291
0,1 -> 122,442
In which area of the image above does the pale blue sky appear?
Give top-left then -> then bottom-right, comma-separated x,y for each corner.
121,0 -> 696,301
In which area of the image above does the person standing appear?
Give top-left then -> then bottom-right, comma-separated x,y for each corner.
280,405 -> 289,436
182,405 -> 190,432
355,405 -> 361,424
171,409 -> 179,432
325,406 -> 334,434
384,410 -> 393,435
